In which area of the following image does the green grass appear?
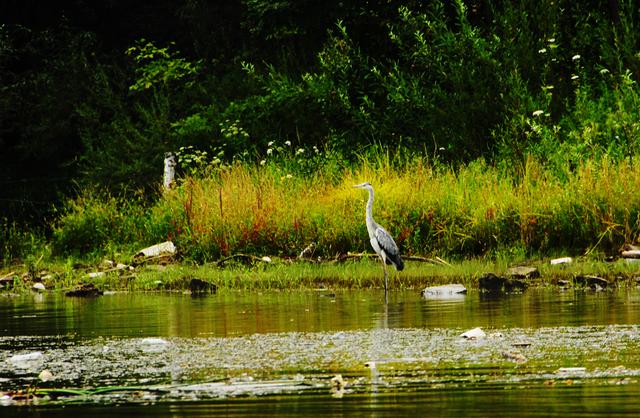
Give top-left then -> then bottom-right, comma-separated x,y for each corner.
4,255 -> 637,294
140,155 -> 640,262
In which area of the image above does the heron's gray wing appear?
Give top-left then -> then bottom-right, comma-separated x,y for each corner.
375,226 -> 399,256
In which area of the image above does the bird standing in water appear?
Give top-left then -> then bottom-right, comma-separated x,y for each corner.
353,182 -> 404,300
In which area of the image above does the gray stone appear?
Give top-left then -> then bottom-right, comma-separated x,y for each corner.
422,284 -> 467,299
479,273 -> 527,293
507,266 -> 540,279
574,275 -> 608,290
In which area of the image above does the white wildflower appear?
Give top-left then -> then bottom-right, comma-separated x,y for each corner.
572,54 -> 581,61
532,110 -> 544,117
267,148 -> 273,155
571,75 -> 579,80
296,148 -> 305,155
538,48 -> 547,54
268,141 -> 274,147
260,159 -> 266,166
284,140 -> 291,146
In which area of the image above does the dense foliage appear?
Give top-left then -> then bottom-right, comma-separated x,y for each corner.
2,0 -> 640,261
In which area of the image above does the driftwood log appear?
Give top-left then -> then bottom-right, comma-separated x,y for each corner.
333,253 -> 450,266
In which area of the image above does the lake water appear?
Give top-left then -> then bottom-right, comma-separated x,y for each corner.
2,288 -> 640,416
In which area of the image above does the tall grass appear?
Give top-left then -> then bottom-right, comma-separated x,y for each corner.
49,154 -> 640,263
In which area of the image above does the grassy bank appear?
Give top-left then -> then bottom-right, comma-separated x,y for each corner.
3,153 -> 640,293
3,256 -> 640,294
48,154 -> 640,263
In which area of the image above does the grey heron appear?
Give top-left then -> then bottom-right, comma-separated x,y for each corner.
353,182 -> 404,297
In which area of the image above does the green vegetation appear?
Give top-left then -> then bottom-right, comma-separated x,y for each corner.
46,155 -> 640,262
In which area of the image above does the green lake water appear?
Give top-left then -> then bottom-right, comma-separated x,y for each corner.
1,288 -> 640,416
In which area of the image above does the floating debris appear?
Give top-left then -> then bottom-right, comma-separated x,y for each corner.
8,352 -> 43,370
501,351 -> 527,363
558,367 -> 587,374
330,374 -> 345,398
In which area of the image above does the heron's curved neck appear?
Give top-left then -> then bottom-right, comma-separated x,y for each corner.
365,187 -> 375,230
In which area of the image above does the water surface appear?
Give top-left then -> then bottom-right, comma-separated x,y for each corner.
1,289 -> 640,416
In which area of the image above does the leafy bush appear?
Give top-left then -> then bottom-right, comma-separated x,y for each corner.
52,190 -> 150,257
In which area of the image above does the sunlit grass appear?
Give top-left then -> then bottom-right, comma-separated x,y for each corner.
140,155 -> 640,265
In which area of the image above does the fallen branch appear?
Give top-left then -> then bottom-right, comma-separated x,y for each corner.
404,255 -> 452,266
216,254 -> 272,267
335,253 -> 451,266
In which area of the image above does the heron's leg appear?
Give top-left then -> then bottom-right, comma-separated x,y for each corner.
379,254 -> 388,303
382,258 -> 388,295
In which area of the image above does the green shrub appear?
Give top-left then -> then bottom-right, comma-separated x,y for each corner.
52,190 -> 150,257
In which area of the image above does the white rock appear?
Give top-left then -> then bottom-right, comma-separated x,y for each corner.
461,327 -> 486,340
38,369 -> 54,382
422,284 -> 467,300
550,257 -> 573,265
141,337 -> 168,345
136,241 -> 176,258
31,282 -> 46,292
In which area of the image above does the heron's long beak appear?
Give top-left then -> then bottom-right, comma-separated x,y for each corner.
352,182 -> 367,188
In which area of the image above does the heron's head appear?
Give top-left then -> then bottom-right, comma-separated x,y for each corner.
352,182 -> 372,190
